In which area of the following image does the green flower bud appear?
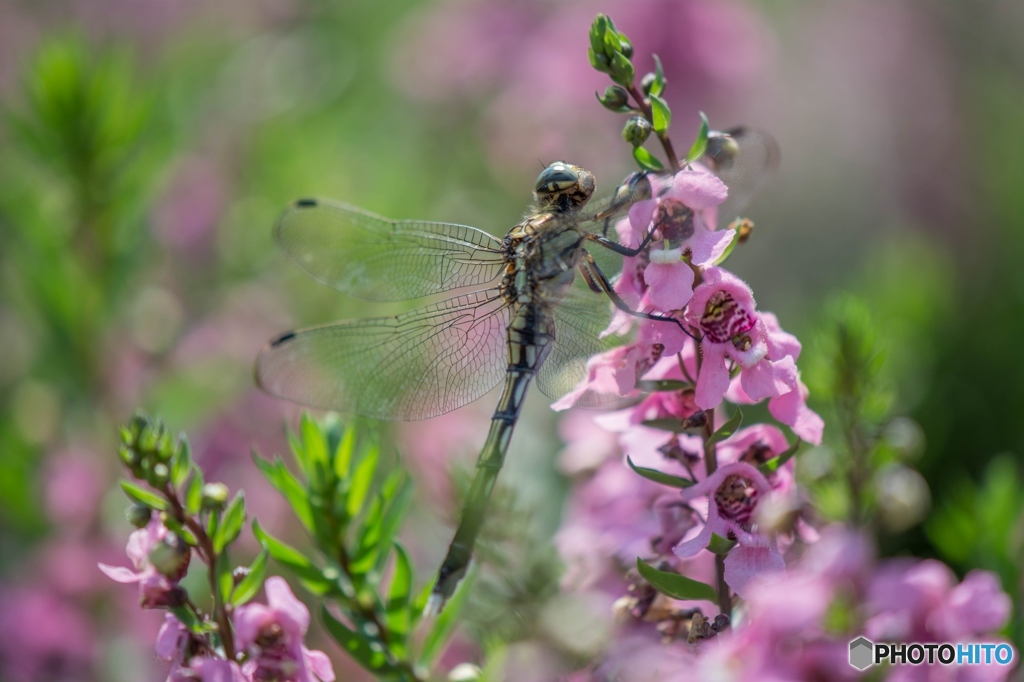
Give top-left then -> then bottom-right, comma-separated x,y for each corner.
156,430 -> 174,462
201,482 -> 230,511
618,35 -> 633,59
597,85 -> 630,112
148,462 -> 170,488
588,47 -> 612,74
119,445 -> 141,469
148,533 -> 191,579
622,116 -> 652,147
640,72 -> 657,95
126,503 -> 152,528
610,50 -> 635,87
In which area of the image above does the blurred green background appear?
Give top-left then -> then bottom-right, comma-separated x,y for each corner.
0,0 -> 1022,679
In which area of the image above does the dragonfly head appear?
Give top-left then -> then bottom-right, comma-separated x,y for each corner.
534,161 -> 595,211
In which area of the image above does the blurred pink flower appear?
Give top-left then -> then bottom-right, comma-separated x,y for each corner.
44,447 -> 104,528
98,517 -> 189,608
0,587 -> 95,682
234,577 -> 335,682
191,657 -> 252,682
154,155 -> 227,253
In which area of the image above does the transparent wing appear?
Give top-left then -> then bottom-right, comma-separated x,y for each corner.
255,289 -> 510,420
275,198 -> 506,301
537,271 -> 635,406
703,127 -> 779,226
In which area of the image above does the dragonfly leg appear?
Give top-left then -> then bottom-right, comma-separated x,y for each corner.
582,251 -> 699,340
585,226 -> 657,258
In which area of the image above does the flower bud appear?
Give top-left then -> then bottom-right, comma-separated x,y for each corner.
597,85 -> 630,112
232,566 -> 250,585
622,116 -> 652,147
705,131 -> 741,171
609,50 -> 635,87
201,482 -> 230,511
126,503 -> 152,528
148,533 -> 191,579
148,462 -> 170,488
640,72 -> 657,95
448,664 -> 483,682
119,445 -> 141,469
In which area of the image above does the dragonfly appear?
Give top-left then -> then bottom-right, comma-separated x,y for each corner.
255,127 -> 778,611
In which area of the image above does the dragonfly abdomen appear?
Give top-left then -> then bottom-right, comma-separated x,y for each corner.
430,303 -> 553,607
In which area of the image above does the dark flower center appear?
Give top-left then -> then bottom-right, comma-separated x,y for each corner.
654,198 -> 695,243
713,474 -> 758,531
700,291 -> 756,344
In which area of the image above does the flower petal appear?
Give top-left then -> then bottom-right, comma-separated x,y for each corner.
688,225 -> 735,267
668,169 -> 728,209
723,544 -> 786,598
265,576 -> 311,635
643,261 -> 695,311
305,648 -> 336,682
695,342 -> 730,410
98,563 -> 143,583
740,356 -> 797,401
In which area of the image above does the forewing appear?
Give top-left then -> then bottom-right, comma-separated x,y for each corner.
537,272 -> 635,406
275,199 -> 506,301
704,127 -> 779,227
256,289 -> 510,420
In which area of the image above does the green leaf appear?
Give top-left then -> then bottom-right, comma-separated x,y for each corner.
184,469 -> 204,515
169,606 -> 203,633
626,456 -> 694,488
252,520 -> 335,595
334,424 -> 357,481
708,532 -> 737,556
713,230 -> 740,266
634,379 -> 693,393
160,514 -> 198,546
321,606 -> 396,673
231,549 -> 268,606
706,408 -> 743,447
420,566 -> 477,666
254,455 -> 314,532
214,492 -> 246,554
632,146 -> 664,172
216,551 -> 234,604
758,439 -> 802,476
649,94 -> 671,134
610,51 -> 635,87
171,435 -> 191,488
350,495 -> 385,576
346,443 -> 379,518
372,472 -> 413,575
119,480 -> 167,511
636,558 -> 718,603
385,543 -> 414,638
286,427 -> 308,478
300,413 -> 328,473
650,54 -> 665,96
683,111 -> 710,165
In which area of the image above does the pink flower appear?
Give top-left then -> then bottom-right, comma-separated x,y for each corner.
234,577 -> 335,682
928,570 -> 1012,639
727,312 -> 824,445
0,587 -> 95,682
552,343 -> 663,410
190,658 -> 251,682
717,424 -> 794,493
99,517 -> 188,608
671,462 -> 784,597
685,267 -> 798,411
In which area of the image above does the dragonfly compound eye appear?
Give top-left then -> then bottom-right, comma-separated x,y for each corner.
535,162 -> 581,195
